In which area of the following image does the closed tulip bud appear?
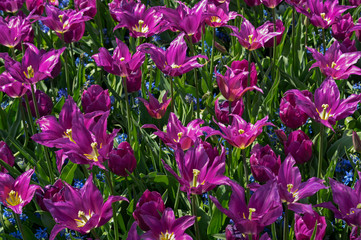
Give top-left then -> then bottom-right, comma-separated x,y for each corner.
0,141 -> 15,173
35,179 -> 64,211
294,211 -> 326,240
250,144 -> 281,182
215,99 -> 244,124
23,90 -> 53,118
81,85 -> 111,114
133,190 -> 165,231
353,131 -> 361,153
285,130 -> 312,164
108,142 -> 137,177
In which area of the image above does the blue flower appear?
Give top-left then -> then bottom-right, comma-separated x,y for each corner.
96,171 -> 105,182
73,179 -> 85,189
1,100 -> 9,110
116,133 -> 128,144
38,20 -> 50,33
35,227 -> 48,239
56,88 -> 68,102
152,35 -> 161,42
20,213 -> 28,222
10,230 -> 22,239
342,170 -> 354,185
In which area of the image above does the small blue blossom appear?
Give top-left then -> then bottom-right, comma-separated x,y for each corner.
59,0 -> 69,9
10,230 -> 22,239
116,133 -> 128,144
56,88 -> 68,102
152,35 -> 161,42
96,171 -> 105,182
343,170 -> 354,185
202,193 -> 209,205
32,173 -> 39,183
336,158 -> 352,173
73,179 -> 85,189
38,20 -> 50,33
1,100 -> 9,110
35,227 -> 48,239
20,213 -> 28,222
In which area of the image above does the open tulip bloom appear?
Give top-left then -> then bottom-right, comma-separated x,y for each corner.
0,14 -> 33,49
138,92 -> 171,119
286,78 -> 361,130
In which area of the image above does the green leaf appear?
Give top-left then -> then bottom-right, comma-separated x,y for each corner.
60,162 -> 78,184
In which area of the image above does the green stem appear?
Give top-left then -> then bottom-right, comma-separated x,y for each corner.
170,76 -> 174,112
19,98 -> 29,147
271,222 -> 278,240
272,8 -> 277,80
30,84 -> 40,119
63,47 -> 71,96
209,28 -> 216,78
0,205 -> 5,235
191,195 -> 201,240
187,39 -> 201,119
104,171 -> 119,240
122,77 -> 132,143
174,184 -> 180,214
292,7 -> 296,77
14,213 -> 26,240
304,16 -> 309,65
283,207 -> 289,240
246,51 -> 252,122
23,94 -> 35,136
317,124 -> 324,180
322,28 -> 326,55
242,149 -> 250,201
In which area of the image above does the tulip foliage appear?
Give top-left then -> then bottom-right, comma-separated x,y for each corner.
0,0 -> 361,239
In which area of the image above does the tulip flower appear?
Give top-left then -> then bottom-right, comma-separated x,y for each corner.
286,78 -> 361,130
250,144 -> 281,182
227,17 -> 282,51
40,5 -> 92,42
23,89 -> 53,118
0,169 -> 40,214
163,141 -> 228,196
81,85 -> 111,114
297,0 -> 353,29
138,33 -> 208,77
133,190 -> 165,231
353,18 -> 361,43
138,92 -> 171,119
92,38 -> 145,92
211,115 -> 274,149
0,71 -> 31,98
26,0 -> 44,15
278,155 -> 326,214
317,173 -> 361,227
210,179 -> 282,236
113,2 -> 167,38
261,0 -> 283,8
285,0 -> 306,6
0,0 -> 24,13
263,19 -> 285,48
294,211 -> 326,240
141,208 -> 195,240
214,99 -> 244,124
284,130 -> 313,164
340,38 -> 357,53
244,0 -> 262,7
216,60 -> 260,102
45,175 -> 128,239
0,14 -> 33,49
307,41 -> 361,80
353,131 -> 361,154
108,142 -> 137,177
349,0 -> 361,6
108,0 -> 139,22
204,3 -> 238,28
0,141 -> 15,173
280,90 -> 312,129
2,43 -> 65,85
35,179 -> 65,211
142,113 -> 211,151
74,0 -> 97,18
331,13 -> 354,41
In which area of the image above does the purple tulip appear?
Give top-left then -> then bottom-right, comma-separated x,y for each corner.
243,0 -> 262,7
138,33 -> 208,77
285,0 -> 306,6
297,0 -> 353,29
2,43 -> 65,85
331,13 -> 354,41
92,38 -> 145,92
280,90 -> 312,129
133,190 -> 165,231
108,141 -> 137,177
215,99 -> 244,124
26,0 -> 45,15
143,113 -> 211,150
138,92 -> 171,119
0,14 -> 33,49
35,179 -> 65,211
204,3 -> 238,28
286,78 -> 361,130
284,130 -> 312,164
261,0 -> 283,8
23,89 -> 53,118
294,211 -> 326,240
211,179 -> 282,236
163,141 -> 228,196
354,18 -> 361,43
340,38 -> 357,53
75,0 -> 97,18
113,2 -> 167,38
40,5 -> 92,42
0,71 -> 31,98
317,174 -> 361,227
227,17 -> 282,51
0,169 -> 40,214
160,0 -> 207,42
263,19 -> 285,48
81,84 -> 111,114
211,115 -> 274,149
250,144 -> 281,182
141,208 -> 195,240
0,0 -> 24,13
278,155 -> 326,214
108,0 -> 139,22
216,60 -> 260,102
0,141 -> 15,173
45,175 -> 128,239
349,0 -> 361,6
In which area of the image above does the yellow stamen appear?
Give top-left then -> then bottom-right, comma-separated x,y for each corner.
58,15 -> 64,23
248,34 -> 254,45
287,183 -> 293,193
120,57 -> 125,61
357,203 -> 361,209
238,129 -> 245,134
170,63 -> 182,69
174,132 -> 183,142
6,190 -> 23,206
74,210 -> 93,228
320,12 -> 331,25
64,129 -> 76,144
192,169 -> 201,188
23,65 -> 34,79
83,142 -> 100,162
159,231 -> 175,240
210,16 -> 221,23
132,19 -> 149,33
316,103 -> 333,120
248,208 -> 256,220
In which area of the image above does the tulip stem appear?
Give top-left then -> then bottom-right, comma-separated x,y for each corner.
191,195 -> 201,240
283,207 -> 289,240
246,51 -> 252,122
242,149 -> 250,201
104,170 -> 119,240
14,213 -> 26,240
19,98 -> 29,147
122,77 -> 132,143
209,27 -> 216,79
317,124 -> 324,204
322,28 -> 326,55
23,94 -> 35,136
30,84 -> 40,119
292,7 -> 296,77
187,39 -> 201,119
170,76 -> 174,112
272,8 -> 277,81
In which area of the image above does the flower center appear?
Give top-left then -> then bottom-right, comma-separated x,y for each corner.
248,208 -> 256,220
23,65 -> 34,79
316,103 -> 333,120
174,132 -> 183,142
287,184 -> 299,201
170,63 -> 182,69
247,34 -> 254,45
120,57 -> 125,61
64,129 -> 76,143
357,203 -> 361,209
132,20 -> 149,34
59,15 -> 64,23
84,142 -> 100,162
6,190 -> 23,206
159,231 -> 175,240
74,210 -> 93,228
238,129 -> 245,134
320,12 -> 331,25
210,16 -> 221,23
